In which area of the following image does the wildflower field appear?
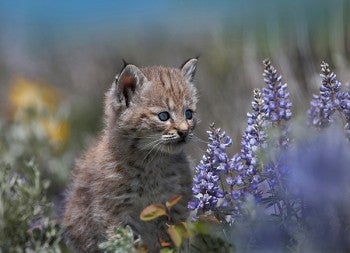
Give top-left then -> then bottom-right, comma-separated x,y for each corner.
1,58 -> 350,252
1,1 -> 350,253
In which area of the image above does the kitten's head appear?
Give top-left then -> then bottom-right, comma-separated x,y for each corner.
105,58 -> 198,155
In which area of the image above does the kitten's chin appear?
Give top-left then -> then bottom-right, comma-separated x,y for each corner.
159,142 -> 186,155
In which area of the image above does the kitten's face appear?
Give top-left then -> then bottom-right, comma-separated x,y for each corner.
130,67 -> 197,154
107,59 -> 198,155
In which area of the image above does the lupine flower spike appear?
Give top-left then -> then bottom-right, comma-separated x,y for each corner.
262,59 -> 292,150
239,89 -> 267,195
262,59 -> 292,124
188,124 -> 230,215
220,89 -> 268,214
260,60 -> 294,217
308,61 -> 350,138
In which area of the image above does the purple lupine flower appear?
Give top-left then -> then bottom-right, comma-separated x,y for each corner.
221,153 -> 244,209
308,61 -> 342,127
239,89 -> 267,196
241,89 -> 267,166
259,60 -> 294,217
338,91 -> 350,138
308,61 -> 350,137
262,59 -> 292,151
188,124 -> 230,214
262,59 -> 292,123
220,90 -> 268,214
285,128 -> 350,251
264,161 -> 279,190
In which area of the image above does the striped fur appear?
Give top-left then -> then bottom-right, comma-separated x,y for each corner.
63,59 -> 198,252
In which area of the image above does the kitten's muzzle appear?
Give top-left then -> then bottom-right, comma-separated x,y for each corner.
162,129 -> 190,145
177,129 -> 189,139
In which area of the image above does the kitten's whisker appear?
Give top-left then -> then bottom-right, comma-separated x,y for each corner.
142,140 -> 162,163
135,132 -> 163,139
191,134 -> 208,144
187,140 -> 206,154
137,135 -> 162,139
140,139 -> 162,151
141,144 -> 161,158
141,140 -> 158,149
148,144 -> 161,165
148,143 -> 162,164
187,134 -> 207,154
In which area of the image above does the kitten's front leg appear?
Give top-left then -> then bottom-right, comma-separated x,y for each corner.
126,217 -> 169,253
168,196 -> 191,223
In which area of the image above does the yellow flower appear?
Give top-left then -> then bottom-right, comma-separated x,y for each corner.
9,77 -> 60,117
8,77 -> 70,149
41,118 -> 70,148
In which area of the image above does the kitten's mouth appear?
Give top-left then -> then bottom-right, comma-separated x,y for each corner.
164,137 -> 187,145
160,137 -> 188,154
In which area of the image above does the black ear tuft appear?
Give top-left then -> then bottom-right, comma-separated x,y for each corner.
116,65 -> 147,107
122,59 -> 130,69
181,57 -> 198,82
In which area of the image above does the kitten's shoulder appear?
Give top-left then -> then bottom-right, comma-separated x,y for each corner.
72,134 -> 111,174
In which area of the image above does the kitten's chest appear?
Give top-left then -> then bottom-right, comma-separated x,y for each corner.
133,159 -> 190,203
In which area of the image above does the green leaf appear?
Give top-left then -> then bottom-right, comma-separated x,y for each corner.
160,248 -> 175,253
167,222 -> 191,247
166,195 -> 182,209
167,225 -> 182,247
140,204 -> 167,221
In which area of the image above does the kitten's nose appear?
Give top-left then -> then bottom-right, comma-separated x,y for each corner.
177,129 -> 189,139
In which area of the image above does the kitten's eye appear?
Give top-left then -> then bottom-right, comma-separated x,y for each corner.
185,109 -> 193,120
158,111 -> 171,121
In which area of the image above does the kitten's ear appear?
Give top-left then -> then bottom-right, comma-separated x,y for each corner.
181,58 -> 198,82
115,64 -> 147,107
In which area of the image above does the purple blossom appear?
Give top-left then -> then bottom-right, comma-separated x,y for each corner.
264,161 -> 280,190
241,89 -> 267,166
339,91 -> 350,138
262,59 -> 293,151
221,153 -> 245,209
220,89 -> 268,212
238,89 -> 267,196
186,59 -> 350,249
188,124 -> 230,214
262,59 -> 292,123
259,60 -> 294,216
308,61 -> 350,134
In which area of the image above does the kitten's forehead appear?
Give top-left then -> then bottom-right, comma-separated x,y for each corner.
140,66 -> 195,107
141,66 -> 185,90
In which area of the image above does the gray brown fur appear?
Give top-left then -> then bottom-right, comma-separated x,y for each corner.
63,59 -> 199,252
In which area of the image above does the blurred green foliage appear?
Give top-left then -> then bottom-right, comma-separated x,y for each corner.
0,161 -> 62,252
98,226 -> 142,253
0,79 -> 74,252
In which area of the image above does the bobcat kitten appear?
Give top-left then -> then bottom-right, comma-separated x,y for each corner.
63,58 -> 198,252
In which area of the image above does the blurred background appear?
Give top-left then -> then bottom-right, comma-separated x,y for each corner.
1,1 -> 350,251
0,0 -> 349,182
